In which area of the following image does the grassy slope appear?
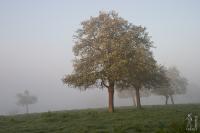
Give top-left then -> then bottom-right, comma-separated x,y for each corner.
0,104 -> 200,133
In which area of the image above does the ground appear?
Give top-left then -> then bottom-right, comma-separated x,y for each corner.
0,104 -> 200,133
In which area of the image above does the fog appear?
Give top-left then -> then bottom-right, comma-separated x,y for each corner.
0,0 -> 200,115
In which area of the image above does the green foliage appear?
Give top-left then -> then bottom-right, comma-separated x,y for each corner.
0,104 -> 200,133
63,10 -> 156,90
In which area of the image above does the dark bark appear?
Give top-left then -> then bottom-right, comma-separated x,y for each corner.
108,83 -> 114,112
170,95 -> 174,104
165,95 -> 169,105
135,88 -> 141,108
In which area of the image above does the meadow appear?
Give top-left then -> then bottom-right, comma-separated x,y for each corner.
0,104 -> 200,133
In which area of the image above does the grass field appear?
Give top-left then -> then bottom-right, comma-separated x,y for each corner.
0,104 -> 200,133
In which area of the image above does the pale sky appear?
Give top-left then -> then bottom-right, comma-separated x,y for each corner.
0,0 -> 200,115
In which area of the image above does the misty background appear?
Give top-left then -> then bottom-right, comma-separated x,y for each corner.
0,0 -> 200,115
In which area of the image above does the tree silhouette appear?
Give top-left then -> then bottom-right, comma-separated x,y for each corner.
16,90 -> 37,114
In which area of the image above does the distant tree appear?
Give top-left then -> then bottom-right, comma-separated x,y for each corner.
152,67 -> 188,104
63,11 -> 159,112
117,87 -> 150,106
16,90 -> 37,114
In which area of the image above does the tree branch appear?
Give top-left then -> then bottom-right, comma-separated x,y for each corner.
101,80 -> 109,88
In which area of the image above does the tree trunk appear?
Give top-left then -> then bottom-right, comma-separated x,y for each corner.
170,95 -> 174,104
131,91 -> 137,106
25,104 -> 29,114
108,84 -> 114,113
135,88 -> 141,109
165,95 -> 169,105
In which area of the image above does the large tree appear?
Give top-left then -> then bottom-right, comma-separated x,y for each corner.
63,11 -> 158,112
152,67 -> 188,104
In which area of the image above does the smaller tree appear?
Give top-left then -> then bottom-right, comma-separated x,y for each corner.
16,90 -> 37,114
117,61 -> 169,109
152,67 -> 188,104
